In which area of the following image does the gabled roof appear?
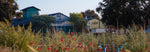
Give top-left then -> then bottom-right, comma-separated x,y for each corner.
21,6 -> 41,11
48,12 -> 69,18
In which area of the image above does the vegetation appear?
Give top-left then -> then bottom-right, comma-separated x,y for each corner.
0,0 -> 18,21
81,9 -> 100,19
0,20 -> 41,52
69,13 -> 87,32
0,20 -> 150,52
96,0 -> 150,28
32,15 -> 55,32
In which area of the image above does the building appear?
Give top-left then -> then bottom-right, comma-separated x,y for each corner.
48,13 -> 73,33
86,18 -> 106,33
11,6 -> 40,26
11,6 -> 72,33
21,6 -> 40,19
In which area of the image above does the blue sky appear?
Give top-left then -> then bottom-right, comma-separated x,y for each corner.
16,0 -> 102,16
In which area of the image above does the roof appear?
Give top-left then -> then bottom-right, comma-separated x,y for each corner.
48,12 -> 69,18
21,6 -> 41,11
11,18 -> 32,26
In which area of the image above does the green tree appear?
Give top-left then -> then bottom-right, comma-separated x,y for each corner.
82,9 -> 100,19
96,0 -> 150,28
69,13 -> 87,32
0,0 -> 18,21
32,15 -> 55,31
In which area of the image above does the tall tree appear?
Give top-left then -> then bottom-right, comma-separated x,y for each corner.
96,0 -> 150,28
32,15 -> 55,31
82,10 -> 100,19
69,13 -> 87,32
0,0 -> 18,21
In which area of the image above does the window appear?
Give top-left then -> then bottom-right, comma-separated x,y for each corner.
58,18 -> 61,20
57,14 -> 61,17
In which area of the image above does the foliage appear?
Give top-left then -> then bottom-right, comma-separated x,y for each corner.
81,9 -> 100,19
0,20 -> 150,52
69,13 -> 87,32
26,28 -> 150,52
32,15 -> 55,31
96,0 -> 150,28
0,0 -> 18,21
0,20 -> 41,51
15,12 -> 23,19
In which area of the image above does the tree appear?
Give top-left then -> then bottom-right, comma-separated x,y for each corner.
15,12 -> 23,19
69,13 -> 87,32
96,0 -> 150,28
81,9 -> 100,19
32,15 -> 55,31
0,0 -> 18,21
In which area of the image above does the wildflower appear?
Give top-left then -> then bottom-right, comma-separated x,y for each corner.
96,48 -> 99,51
81,45 -> 84,48
52,45 -> 55,47
79,43 -> 82,45
94,44 -> 97,47
120,51 -> 124,52
71,32 -> 74,35
107,48 -> 109,51
110,45 -> 113,48
48,48 -> 51,50
78,45 -> 81,47
108,44 -> 110,47
65,46 -> 68,50
53,49 -> 56,51
61,39 -> 63,42
68,48 -> 71,50
60,47 -> 63,49
61,37 -> 64,39
147,41 -> 149,44
105,46 -> 107,48
68,36 -> 72,38
145,48 -> 148,50
39,43 -> 42,46
108,49 -> 111,52
84,46 -> 87,50
73,37 -> 76,40
30,43 -> 34,46
65,48 -> 68,50
38,47 -> 42,50
100,48 -> 102,51
89,43 -> 92,46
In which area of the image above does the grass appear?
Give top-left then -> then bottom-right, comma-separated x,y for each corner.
0,20 -> 150,52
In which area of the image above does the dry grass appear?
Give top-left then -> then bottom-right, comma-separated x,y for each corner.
0,20 -> 149,52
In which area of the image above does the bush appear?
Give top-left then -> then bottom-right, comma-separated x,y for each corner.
0,20 -> 149,52
0,20 -> 41,51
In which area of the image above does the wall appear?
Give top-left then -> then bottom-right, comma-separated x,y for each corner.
53,14 -> 69,23
23,8 -> 39,19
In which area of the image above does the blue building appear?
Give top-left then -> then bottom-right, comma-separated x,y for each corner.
11,6 -> 40,26
22,6 -> 40,19
49,13 -> 73,33
11,6 -> 72,33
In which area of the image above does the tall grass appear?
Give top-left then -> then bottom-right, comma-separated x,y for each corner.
0,20 -> 149,52
0,20 -> 41,52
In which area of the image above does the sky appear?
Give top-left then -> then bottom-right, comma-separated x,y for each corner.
16,0 -> 102,16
